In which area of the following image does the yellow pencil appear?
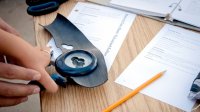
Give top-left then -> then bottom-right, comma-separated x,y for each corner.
103,70 -> 166,112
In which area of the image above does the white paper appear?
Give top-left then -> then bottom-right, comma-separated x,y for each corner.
110,0 -> 180,17
48,2 -> 136,70
171,0 -> 200,28
115,24 -> 200,111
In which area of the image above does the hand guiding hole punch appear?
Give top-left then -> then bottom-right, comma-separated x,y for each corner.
30,14 -> 108,90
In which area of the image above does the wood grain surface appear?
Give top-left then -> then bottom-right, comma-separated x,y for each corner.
33,0 -> 200,112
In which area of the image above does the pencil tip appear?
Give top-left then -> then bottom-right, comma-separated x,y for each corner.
161,70 -> 167,74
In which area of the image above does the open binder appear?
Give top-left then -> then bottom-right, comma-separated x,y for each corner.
88,0 -> 200,32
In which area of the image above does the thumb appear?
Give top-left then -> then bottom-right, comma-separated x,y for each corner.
38,68 -> 58,93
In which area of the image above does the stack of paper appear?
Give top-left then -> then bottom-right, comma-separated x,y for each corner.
115,24 -> 200,111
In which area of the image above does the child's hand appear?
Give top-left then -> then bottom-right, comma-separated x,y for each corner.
20,46 -> 59,93
0,27 -> 58,93
0,62 -> 41,107
0,18 -> 58,107
0,46 -> 57,107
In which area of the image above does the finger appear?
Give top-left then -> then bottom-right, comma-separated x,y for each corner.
0,96 -> 28,107
40,47 -> 51,59
0,81 -> 40,97
39,46 -> 51,55
38,68 -> 58,93
41,46 -> 51,51
40,49 -> 51,56
35,46 -> 51,66
0,62 -> 41,80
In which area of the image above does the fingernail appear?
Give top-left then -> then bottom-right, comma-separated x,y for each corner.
33,74 -> 41,80
21,97 -> 28,102
33,87 -> 40,94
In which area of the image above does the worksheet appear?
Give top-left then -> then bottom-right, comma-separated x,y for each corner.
115,24 -> 200,111
48,2 -> 136,70
171,0 -> 200,28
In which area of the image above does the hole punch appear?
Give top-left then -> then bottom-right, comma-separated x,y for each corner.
71,57 -> 85,68
29,14 -> 108,88
55,50 -> 97,76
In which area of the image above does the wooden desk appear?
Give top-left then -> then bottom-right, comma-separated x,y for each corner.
33,0 -> 200,112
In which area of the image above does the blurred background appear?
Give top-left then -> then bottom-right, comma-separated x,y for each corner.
0,0 -> 35,45
0,0 -> 40,112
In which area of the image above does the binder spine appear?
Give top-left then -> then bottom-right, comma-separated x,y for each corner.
164,13 -> 173,21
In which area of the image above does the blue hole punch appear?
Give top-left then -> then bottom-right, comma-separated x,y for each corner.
29,73 -> 67,91
27,2 -> 59,16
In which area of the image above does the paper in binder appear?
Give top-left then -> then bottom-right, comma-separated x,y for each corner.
88,0 -> 200,31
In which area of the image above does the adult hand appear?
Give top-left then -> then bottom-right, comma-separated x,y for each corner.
0,62 -> 41,107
